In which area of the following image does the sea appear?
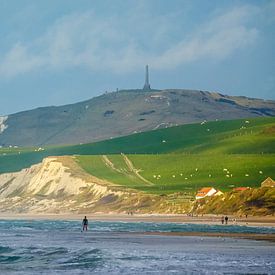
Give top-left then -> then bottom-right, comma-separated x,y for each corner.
0,220 -> 274,274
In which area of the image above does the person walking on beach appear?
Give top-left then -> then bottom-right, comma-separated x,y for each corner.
221,216 -> 224,225
82,216 -> 88,231
225,216 -> 228,225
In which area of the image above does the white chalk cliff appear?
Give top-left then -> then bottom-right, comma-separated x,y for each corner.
0,156 -> 172,214
0,116 -> 8,134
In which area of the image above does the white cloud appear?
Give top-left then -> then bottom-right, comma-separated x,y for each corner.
0,43 -> 44,77
151,5 -> 259,69
0,4 -> 262,78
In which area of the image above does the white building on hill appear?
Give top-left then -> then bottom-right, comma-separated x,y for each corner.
195,187 -> 223,200
195,187 -> 217,200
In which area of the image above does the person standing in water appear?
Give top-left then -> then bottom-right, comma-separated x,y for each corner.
82,216 -> 88,231
225,216 -> 229,225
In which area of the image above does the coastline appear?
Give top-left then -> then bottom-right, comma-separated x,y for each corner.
0,213 -> 274,227
0,213 -> 274,243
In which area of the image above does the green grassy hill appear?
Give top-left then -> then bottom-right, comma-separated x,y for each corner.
1,89 -> 275,147
0,117 -> 274,195
76,154 -> 275,194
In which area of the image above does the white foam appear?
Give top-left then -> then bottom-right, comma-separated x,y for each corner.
0,116 -> 8,134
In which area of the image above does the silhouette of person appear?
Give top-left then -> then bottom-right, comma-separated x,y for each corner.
82,216 -> 88,231
221,216 -> 225,225
225,216 -> 228,225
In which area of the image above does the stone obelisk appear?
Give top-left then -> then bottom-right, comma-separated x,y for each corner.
143,65 -> 151,90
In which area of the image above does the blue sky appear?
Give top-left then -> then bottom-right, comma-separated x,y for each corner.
0,0 -> 274,115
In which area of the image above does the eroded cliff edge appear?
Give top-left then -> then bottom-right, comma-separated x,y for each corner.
0,156 -> 189,214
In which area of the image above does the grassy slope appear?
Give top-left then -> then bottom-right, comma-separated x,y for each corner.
0,117 -> 274,195
76,154 -> 275,194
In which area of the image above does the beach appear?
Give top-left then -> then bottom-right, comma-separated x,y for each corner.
0,213 -> 274,243
0,219 -> 275,274
0,213 -> 274,226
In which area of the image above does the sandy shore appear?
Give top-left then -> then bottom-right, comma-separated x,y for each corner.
0,213 -> 274,227
138,232 -> 275,242
1,213 -> 274,243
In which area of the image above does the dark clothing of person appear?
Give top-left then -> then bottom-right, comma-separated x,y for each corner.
82,217 -> 88,231
225,216 -> 228,225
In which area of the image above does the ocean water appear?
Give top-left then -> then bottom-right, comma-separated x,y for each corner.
0,220 -> 274,274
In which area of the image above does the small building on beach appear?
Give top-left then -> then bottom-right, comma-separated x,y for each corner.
261,177 -> 275,188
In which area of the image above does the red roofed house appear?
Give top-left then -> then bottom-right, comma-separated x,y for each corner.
195,187 -> 217,200
233,187 -> 250,192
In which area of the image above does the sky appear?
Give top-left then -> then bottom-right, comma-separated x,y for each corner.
0,0 -> 275,115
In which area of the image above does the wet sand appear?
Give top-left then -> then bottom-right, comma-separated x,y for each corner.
0,213 -> 274,243
138,231 -> 275,242
0,213 -> 274,226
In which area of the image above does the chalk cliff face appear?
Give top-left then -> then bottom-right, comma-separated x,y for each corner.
0,158 -> 86,198
0,156 -> 182,214
0,116 -> 8,134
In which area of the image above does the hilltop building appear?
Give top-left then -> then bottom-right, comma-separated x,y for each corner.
195,187 -> 223,200
261,177 -> 275,187
143,65 -> 151,90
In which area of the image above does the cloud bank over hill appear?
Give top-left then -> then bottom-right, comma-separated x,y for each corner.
0,4 -> 266,77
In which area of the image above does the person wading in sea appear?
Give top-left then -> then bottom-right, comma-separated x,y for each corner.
82,216 -> 88,231
225,216 -> 229,225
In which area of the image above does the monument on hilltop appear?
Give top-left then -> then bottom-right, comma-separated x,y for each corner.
143,65 -> 151,90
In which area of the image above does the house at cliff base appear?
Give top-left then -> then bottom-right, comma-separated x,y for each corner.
195,187 -> 223,200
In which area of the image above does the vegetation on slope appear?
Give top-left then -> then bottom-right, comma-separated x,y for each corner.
1,89 -> 274,147
192,187 -> 275,216
76,154 -> 275,194
0,116 -> 274,214
0,117 -> 274,200
1,117 -> 274,173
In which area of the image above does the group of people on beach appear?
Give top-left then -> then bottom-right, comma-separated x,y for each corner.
82,214 -> 247,231
221,216 -> 229,225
